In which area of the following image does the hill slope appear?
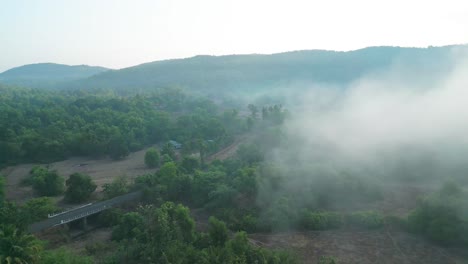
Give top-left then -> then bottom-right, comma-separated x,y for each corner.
70,46 -> 463,95
0,63 -> 109,88
2,45 -> 465,94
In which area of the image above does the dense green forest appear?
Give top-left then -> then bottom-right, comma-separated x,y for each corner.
0,85 -> 244,166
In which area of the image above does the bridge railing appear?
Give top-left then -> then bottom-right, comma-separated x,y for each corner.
48,203 -> 93,218
29,191 -> 142,233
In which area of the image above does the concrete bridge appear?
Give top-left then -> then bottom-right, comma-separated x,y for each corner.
28,191 -> 142,233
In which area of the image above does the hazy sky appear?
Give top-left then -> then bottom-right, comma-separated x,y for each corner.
1,0 -> 467,72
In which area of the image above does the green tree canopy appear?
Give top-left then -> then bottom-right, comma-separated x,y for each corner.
103,175 -> 129,199
65,173 -> 97,203
0,225 -> 43,264
144,147 -> 160,168
30,166 -> 64,196
208,216 -> 229,247
181,156 -> 200,173
161,143 -> 177,161
22,197 -> 58,222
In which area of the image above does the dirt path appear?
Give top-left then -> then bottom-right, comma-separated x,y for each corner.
206,135 -> 249,163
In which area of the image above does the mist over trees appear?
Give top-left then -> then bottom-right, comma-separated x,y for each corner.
2,45 -> 468,263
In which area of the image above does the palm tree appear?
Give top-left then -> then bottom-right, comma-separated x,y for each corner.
0,225 -> 42,264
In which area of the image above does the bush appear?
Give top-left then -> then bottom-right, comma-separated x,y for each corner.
406,183 -> 468,245
208,216 -> 229,247
103,176 -> 129,199
300,211 -> 343,230
181,156 -> 200,173
111,212 -> 144,241
144,147 -> 160,168
30,166 -> 64,196
319,256 -> 338,264
238,214 -> 258,233
346,211 -> 384,229
85,241 -> 112,255
40,247 -> 94,264
65,173 -> 97,203
97,208 -> 124,227
22,197 -> 58,222
161,143 -> 177,160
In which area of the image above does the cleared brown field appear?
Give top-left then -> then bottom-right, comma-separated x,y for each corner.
1,146 -> 160,202
250,230 -> 467,264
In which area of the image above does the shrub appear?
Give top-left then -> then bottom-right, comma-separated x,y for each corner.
300,211 -> 343,230
85,241 -> 111,255
103,176 -> 129,199
22,197 -> 58,222
144,147 -> 160,168
97,208 -> 124,227
319,256 -> 338,264
30,166 -> 64,196
181,156 -> 200,173
406,183 -> 468,245
346,211 -> 384,229
65,173 -> 97,203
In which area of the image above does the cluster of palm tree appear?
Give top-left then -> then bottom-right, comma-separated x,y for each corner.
0,225 -> 42,264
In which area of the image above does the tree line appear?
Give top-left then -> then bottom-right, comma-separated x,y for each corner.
0,86 -> 247,166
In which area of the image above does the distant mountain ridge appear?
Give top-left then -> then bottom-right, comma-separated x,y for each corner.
68,45 -> 466,95
0,63 -> 109,88
1,45 -> 466,94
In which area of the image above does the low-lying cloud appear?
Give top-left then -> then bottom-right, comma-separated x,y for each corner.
280,47 -> 468,181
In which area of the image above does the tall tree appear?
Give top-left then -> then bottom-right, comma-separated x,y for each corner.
103,175 -> 129,199
0,176 -> 5,203
30,166 -> 64,196
247,104 -> 258,118
65,173 -> 97,203
144,147 -> 160,168
0,225 -> 43,264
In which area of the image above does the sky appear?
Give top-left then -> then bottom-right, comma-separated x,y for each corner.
1,0 -> 467,72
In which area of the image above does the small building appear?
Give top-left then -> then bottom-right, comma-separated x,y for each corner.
169,140 -> 182,149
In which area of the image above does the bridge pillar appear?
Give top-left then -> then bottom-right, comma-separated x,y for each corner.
82,217 -> 88,231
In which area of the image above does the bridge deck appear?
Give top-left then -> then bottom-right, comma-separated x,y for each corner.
28,191 -> 142,233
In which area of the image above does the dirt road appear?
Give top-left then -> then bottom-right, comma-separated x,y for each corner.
206,135 -> 249,163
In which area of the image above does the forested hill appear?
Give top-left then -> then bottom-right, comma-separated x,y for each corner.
67,45 -> 463,95
1,46 -> 464,94
0,63 -> 109,88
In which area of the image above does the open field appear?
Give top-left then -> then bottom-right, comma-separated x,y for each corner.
250,230 -> 467,264
2,134 -> 248,203
1,146 -> 159,202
